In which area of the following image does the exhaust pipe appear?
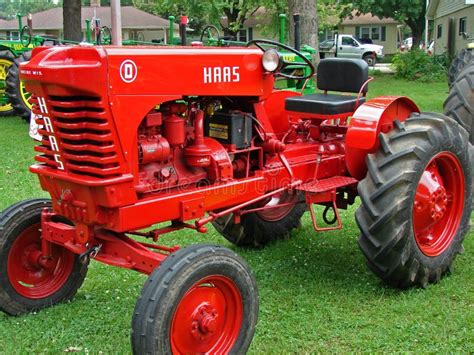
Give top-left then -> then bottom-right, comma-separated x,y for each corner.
293,13 -> 300,51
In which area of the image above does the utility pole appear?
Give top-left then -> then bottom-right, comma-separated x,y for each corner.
424,0 -> 429,52
110,0 -> 122,45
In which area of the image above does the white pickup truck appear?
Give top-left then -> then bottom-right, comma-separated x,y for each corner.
319,34 -> 384,66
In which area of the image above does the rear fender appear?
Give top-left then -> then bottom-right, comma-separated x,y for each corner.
345,96 -> 419,180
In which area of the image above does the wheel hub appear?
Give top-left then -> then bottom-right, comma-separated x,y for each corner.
412,153 -> 464,256
171,275 -> 242,353
7,223 -> 75,299
191,304 -> 219,339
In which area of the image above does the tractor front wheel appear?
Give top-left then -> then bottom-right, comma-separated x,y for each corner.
0,199 -> 88,315
356,113 -> 473,288
131,244 -> 258,354
6,50 -> 32,121
212,192 -> 305,248
0,51 -> 15,117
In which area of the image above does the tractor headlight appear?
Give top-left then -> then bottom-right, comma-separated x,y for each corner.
262,49 -> 281,72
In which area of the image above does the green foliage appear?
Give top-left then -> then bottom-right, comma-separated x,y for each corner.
81,0 -> 134,5
341,0 -> 426,44
0,0 -> 58,19
133,0 -> 284,36
392,50 -> 449,82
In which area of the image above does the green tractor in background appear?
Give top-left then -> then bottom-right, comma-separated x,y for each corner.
0,14 -> 39,117
200,13 -> 317,94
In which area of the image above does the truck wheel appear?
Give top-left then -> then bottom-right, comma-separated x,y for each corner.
0,199 -> 88,315
444,62 -> 474,144
363,53 -> 376,67
0,51 -> 15,117
212,192 -> 305,248
448,48 -> 473,87
131,244 -> 258,354
6,50 -> 32,121
356,113 -> 472,288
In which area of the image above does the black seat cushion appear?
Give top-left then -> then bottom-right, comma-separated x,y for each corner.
317,58 -> 369,94
285,93 -> 366,115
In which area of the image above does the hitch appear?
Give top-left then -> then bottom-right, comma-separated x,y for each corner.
79,244 -> 102,264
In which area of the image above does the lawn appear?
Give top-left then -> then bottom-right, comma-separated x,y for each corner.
0,75 -> 472,353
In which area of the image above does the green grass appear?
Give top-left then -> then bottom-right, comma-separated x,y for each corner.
0,75 -> 472,353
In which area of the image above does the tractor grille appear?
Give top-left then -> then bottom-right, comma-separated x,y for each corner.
33,95 -> 122,179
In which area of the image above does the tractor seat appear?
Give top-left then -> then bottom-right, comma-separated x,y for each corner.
285,58 -> 369,116
285,93 -> 366,115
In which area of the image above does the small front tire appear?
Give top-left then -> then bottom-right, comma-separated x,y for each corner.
212,192 -> 305,248
131,244 -> 258,354
0,199 -> 88,315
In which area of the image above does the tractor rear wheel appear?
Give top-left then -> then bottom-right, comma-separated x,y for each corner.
444,62 -> 474,144
0,199 -> 88,315
0,51 -> 16,117
6,50 -> 32,121
356,113 -> 472,288
448,48 -> 473,87
131,244 -> 258,354
212,192 -> 305,248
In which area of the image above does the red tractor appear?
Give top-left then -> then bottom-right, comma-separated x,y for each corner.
0,41 -> 472,353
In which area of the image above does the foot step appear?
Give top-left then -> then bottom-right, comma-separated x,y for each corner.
297,176 -> 358,193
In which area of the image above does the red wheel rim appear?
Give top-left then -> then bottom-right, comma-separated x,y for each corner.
412,152 -> 465,257
256,192 -> 297,222
171,275 -> 243,354
7,223 -> 75,299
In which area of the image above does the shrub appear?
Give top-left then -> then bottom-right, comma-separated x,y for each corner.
392,50 -> 449,82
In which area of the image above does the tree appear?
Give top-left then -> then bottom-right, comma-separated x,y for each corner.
342,0 -> 426,49
135,0 -> 277,37
63,0 -> 82,41
288,0 -> 319,61
0,0 -> 58,20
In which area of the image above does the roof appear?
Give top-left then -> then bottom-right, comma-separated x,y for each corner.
341,11 -> 400,26
426,0 -> 473,20
220,7 -> 269,27
0,6 -> 178,31
426,0 -> 440,19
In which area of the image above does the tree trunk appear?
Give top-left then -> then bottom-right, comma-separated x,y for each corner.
407,12 -> 425,51
63,0 -> 82,42
288,0 -> 319,63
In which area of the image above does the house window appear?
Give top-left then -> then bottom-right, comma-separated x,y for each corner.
437,24 -> 443,39
6,31 -> 19,40
371,27 -> 380,40
358,26 -> 385,41
459,17 -> 467,35
237,27 -> 253,42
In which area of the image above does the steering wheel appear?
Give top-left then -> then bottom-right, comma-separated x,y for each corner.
200,25 -> 221,45
247,39 -> 315,80
20,25 -> 32,47
98,26 -> 112,45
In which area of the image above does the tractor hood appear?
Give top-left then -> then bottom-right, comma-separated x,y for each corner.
20,45 -> 274,99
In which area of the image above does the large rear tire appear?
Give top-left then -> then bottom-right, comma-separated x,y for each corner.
0,199 -> 88,315
448,48 -> 473,87
0,50 -> 16,117
356,113 -> 472,288
131,244 -> 258,354
212,192 -> 305,248
444,62 -> 474,144
6,50 -> 32,121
